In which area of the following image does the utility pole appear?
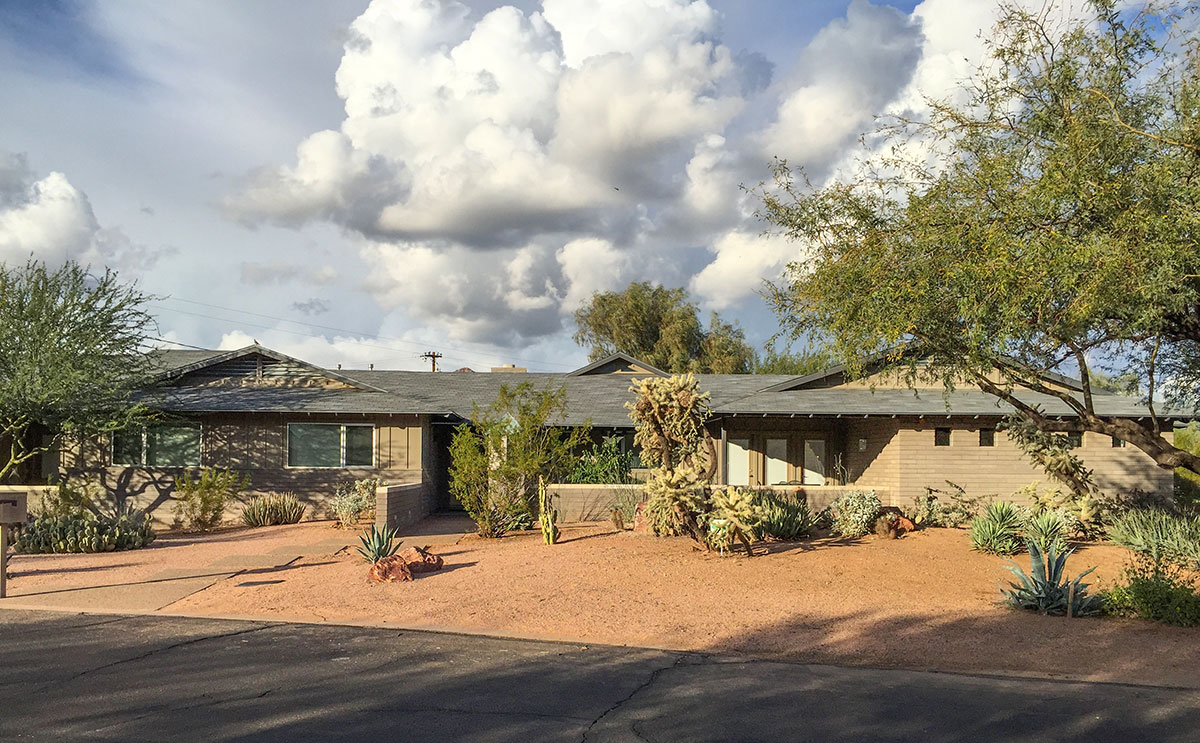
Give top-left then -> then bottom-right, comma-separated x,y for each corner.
420,351 -> 443,372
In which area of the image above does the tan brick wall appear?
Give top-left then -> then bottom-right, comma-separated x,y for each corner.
548,483 -> 646,522
843,419 -> 901,492
61,412 -> 428,526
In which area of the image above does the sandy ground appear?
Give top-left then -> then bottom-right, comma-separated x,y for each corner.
6,521 -> 1198,687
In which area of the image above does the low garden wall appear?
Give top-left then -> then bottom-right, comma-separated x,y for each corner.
376,481 -> 436,530
754,485 -> 894,513
0,485 -> 55,516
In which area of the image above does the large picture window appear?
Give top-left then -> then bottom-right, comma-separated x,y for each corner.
112,422 -> 202,466
287,423 -> 375,468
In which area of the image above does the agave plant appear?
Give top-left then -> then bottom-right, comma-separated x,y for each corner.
1001,541 -> 1103,617
754,492 -> 815,541
970,501 -> 1023,555
357,524 -> 400,564
1024,510 -> 1067,554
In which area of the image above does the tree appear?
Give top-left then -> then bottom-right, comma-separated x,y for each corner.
573,282 -> 755,373
752,344 -> 832,376
761,1 -> 1200,478
449,382 -> 591,537
0,260 -> 156,482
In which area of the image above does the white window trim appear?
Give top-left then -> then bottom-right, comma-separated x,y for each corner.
110,422 -> 204,468
285,423 -> 376,469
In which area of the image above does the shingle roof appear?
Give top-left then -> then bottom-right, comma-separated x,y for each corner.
138,347 -> 1178,424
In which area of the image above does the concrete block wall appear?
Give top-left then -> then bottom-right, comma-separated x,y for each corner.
548,484 -> 645,522
376,481 -> 436,530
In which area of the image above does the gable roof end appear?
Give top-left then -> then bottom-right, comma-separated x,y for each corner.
149,345 -> 388,392
566,352 -> 668,377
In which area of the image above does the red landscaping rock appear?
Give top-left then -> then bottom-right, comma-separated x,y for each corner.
399,546 -> 444,573
633,502 -> 650,534
368,555 -> 413,583
876,507 -> 916,537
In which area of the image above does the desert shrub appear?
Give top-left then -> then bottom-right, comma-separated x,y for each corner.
1019,483 -> 1103,539
242,492 -> 306,527
706,487 -> 761,555
38,478 -> 106,517
754,492 -> 816,541
569,436 -> 639,484
331,477 -> 383,528
173,469 -> 250,532
1001,542 -> 1103,617
829,490 -> 882,538
970,501 -> 1024,555
357,524 -> 400,563
1023,509 -> 1068,554
609,485 -> 643,530
1107,509 -> 1200,571
15,506 -> 155,553
916,482 -> 986,527
1104,556 -> 1200,627
1174,423 -> 1200,509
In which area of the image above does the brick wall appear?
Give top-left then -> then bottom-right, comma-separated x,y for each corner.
376,481 -> 436,530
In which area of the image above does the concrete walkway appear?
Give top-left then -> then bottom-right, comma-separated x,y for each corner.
0,514 -> 474,614
3,609 -> 1198,742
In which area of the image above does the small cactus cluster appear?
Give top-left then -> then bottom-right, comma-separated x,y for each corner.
538,476 -> 559,545
14,508 -> 155,554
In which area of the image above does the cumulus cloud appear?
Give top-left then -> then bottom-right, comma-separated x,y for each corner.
223,0 -> 1034,343
240,261 -> 339,286
0,151 -> 170,271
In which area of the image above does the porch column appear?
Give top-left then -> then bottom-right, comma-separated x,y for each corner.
719,422 -> 727,485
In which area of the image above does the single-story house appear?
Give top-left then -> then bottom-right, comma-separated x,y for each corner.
35,344 -> 1185,528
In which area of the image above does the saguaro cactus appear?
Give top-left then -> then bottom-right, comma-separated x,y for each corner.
538,476 -> 559,545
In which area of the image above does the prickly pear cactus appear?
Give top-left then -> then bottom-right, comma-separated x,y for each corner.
538,476 -> 559,545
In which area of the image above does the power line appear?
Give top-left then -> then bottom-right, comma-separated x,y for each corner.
157,296 -> 576,370
420,351 -> 443,372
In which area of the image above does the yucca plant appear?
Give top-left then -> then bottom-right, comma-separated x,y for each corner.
970,501 -> 1023,555
357,524 -> 400,564
1001,541 -> 1103,617
754,492 -> 815,541
1024,509 -> 1067,554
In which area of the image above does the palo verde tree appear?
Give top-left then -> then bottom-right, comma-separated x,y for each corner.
0,259 -> 156,482
574,281 -> 755,373
761,0 -> 1200,479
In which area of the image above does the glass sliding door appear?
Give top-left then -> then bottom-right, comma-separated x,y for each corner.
765,438 -> 788,485
802,439 -> 826,485
726,438 -> 750,486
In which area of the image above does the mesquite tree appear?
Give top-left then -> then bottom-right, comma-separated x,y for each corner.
762,1 -> 1200,478
0,260 -> 155,482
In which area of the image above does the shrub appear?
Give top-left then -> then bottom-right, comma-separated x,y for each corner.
1001,542 -> 1103,617
707,487 -> 761,555
569,436 -> 639,484
15,507 -> 155,553
754,492 -> 816,541
1107,509 -> 1200,571
242,492 -> 306,527
610,485 -> 643,530
829,490 -> 882,538
915,482 -> 986,527
1023,509 -> 1068,555
173,469 -> 250,532
331,477 -> 383,528
970,501 -> 1024,555
1104,556 -> 1200,627
357,524 -> 400,564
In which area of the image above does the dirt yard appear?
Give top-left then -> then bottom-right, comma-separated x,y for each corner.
6,521 -> 1198,688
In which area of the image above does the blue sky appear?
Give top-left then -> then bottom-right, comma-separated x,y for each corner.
0,0 -> 994,372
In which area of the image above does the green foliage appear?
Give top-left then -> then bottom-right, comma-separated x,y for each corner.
172,469 -> 250,532
1001,542 -> 1103,617
1107,509 -> 1200,571
449,382 -> 590,538
754,491 -> 816,541
0,259 -> 156,481
331,477 -> 383,528
573,281 -> 754,373
15,507 -> 155,553
357,524 -> 400,564
1104,555 -> 1200,627
761,1 -> 1200,477
1024,510 -> 1068,555
911,482 -> 986,528
752,345 -> 832,376
538,477 -> 559,545
242,492 -> 306,527
829,490 -> 882,538
707,487 -> 762,555
1000,416 -> 1097,501
1175,423 -> 1200,507
970,501 -> 1024,555
568,436 -> 639,484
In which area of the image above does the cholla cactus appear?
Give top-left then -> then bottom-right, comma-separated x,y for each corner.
708,487 -> 762,556
626,374 -> 717,481
538,476 -> 559,545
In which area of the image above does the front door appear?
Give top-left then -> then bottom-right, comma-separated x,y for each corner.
802,439 -> 826,485
726,438 -> 750,486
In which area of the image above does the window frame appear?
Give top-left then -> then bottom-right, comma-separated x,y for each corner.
285,422 -> 377,469
979,428 -> 995,447
1112,436 -> 1126,448
110,421 -> 204,467
934,427 -> 951,447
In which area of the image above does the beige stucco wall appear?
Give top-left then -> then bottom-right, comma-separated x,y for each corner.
61,412 -> 430,526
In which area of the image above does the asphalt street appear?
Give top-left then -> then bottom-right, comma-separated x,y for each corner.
2,609 -> 1198,742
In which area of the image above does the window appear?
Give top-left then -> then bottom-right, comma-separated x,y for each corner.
112,422 -> 202,466
725,438 -> 750,487
934,428 -> 951,447
979,429 -> 995,447
287,423 -> 375,468
1112,436 -> 1126,448
1066,432 -> 1083,449
764,438 -> 788,485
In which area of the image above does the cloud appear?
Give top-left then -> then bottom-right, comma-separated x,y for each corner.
0,151 -> 169,272
291,297 -> 332,315
240,261 -> 339,286
690,230 -> 797,309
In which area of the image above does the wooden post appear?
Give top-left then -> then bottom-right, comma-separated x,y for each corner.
1,524 -> 7,599
1067,581 -> 1074,619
